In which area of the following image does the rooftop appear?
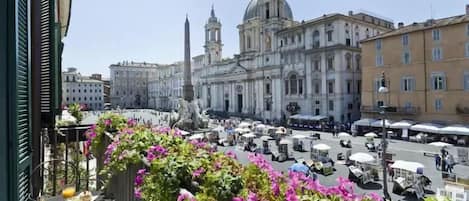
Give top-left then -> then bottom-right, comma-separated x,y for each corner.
362,14 -> 469,42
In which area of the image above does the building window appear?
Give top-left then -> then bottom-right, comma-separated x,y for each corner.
247,36 -> 251,49
66,97 -> 69,101
466,24 -> 469,36
402,51 -> 411,64
327,56 -> 334,71
291,35 -> 295,43
374,78 -> 381,92
84,89 -> 87,93
404,102 -> 413,109
464,72 -> 469,91
402,34 -> 409,46
376,55 -> 384,66
345,30 -> 351,46
329,100 -> 334,111
328,80 -> 335,94
401,76 -> 415,92
432,47 -> 442,61
284,80 -> 289,95
345,54 -> 351,69
313,59 -> 320,71
375,39 -> 382,51
355,32 -> 360,47
314,82 -> 320,94
265,100 -> 271,111
327,30 -> 333,42
313,30 -> 320,48
289,74 -> 298,94
431,73 -> 446,90
298,34 -> 302,43
265,83 -> 271,95
73,97 -> 76,101
298,79 -> 303,95
84,97 -> 87,101
78,97 -> 81,101
432,29 -> 440,41
78,89 -> 81,93
66,89 -> 69,93
346,80 -> 352,94
465,42 -> 469,57
356,55 -> 361,70
435,99 -> 443,111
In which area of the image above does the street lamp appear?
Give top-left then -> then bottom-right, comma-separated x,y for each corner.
378,72 -> 391,201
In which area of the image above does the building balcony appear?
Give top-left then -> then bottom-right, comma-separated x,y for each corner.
361,105 -> 420,115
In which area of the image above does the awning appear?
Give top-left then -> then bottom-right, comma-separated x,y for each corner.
410,123 -> 443,133
391,160 -> 424,173
289,114 -> 328,121
390,120 -> 415,129
370,119 -> 394,128
439,124 -> 469,136
352,118 -> 377,127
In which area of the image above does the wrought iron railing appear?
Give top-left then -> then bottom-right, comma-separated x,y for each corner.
360,105 -> 420,115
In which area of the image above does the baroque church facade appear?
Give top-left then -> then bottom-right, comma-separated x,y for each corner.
193,0 -> 394,123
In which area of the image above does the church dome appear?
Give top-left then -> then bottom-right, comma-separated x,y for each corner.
243,0 -> 293,21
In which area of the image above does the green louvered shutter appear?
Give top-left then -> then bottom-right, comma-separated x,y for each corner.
40,0 -> 52,115
12,0 -> 33,200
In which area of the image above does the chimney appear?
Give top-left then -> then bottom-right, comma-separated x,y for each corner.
466,4 -> 469,15
398,22 -> 404,29
348,11 -> 353,16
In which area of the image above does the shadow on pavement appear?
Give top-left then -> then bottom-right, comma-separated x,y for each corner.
357,182 -> 382,190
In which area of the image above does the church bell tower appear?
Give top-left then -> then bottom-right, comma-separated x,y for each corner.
204,5 -> 223,65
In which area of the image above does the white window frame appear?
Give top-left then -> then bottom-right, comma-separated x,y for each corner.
402,51 -> 411,64
465,42 -> 469,58
431,72 -> 446,91
376,55 -> 384,66
464,71 -> 469,91
435,99 -> 443,111
402,34 -> 409,46
432,47 -> 442,61
432,29 -> 441,41
375,39 -> 382,50
401,76 -> 415,92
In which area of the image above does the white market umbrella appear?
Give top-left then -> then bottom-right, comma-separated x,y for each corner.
338,132 -> 352,138
312,143 -> 331,151
280,139 -> 292,144
428,142 -> 453,148
242,133 -> 256,138
440,125 -> 469,136
390,120 -> 415,129
256,124 -> 267,129
410,123 -> 443,134
238,122 -> 251,128
349,152 -> 375,163
260,136 -> 273,141
391,160 -> 424,173
189,134 -> 205,140
370,119 -> 394,128
234,128 -> 244,133
179,130 -> 190,136
292,135 -> 307,139
364,132 -> 378,138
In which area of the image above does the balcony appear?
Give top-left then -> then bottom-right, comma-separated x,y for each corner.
361,105 -> 420,115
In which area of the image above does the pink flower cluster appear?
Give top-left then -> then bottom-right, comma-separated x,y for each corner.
146,145 -> 168,162
247,153 -> 382,201
192,167 -> 205,178
104,140 -> 120,165
177,192 -> 197,201
225,150 -> 237,160
104,119 -> 112,127
189,140 -> 207,150
127,118 -> 137,127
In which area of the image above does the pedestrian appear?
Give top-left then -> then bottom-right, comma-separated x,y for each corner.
447,154 -> 454,173
435,154 -> 441,170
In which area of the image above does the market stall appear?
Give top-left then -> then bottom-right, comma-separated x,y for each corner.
308,143 -> 334,175
272,139 -> 293,162
347,152 -> 379,184
391,160 -> 431,200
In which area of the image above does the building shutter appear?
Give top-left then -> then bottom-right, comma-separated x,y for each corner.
411,78 -> 416,91
400,78 -> 405,91
10,0 -> 33,200
442,74 -> 447,90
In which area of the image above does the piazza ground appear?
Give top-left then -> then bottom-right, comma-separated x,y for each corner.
83,110 -> 469,201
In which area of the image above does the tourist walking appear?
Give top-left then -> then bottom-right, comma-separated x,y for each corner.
435,154 -> 441,170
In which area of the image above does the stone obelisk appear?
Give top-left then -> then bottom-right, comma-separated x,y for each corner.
183,15 -> 194,102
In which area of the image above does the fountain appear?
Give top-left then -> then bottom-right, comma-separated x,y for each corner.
170,16 -> 209,131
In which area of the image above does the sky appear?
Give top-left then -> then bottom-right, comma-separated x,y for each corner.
62,0 -> 468,77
